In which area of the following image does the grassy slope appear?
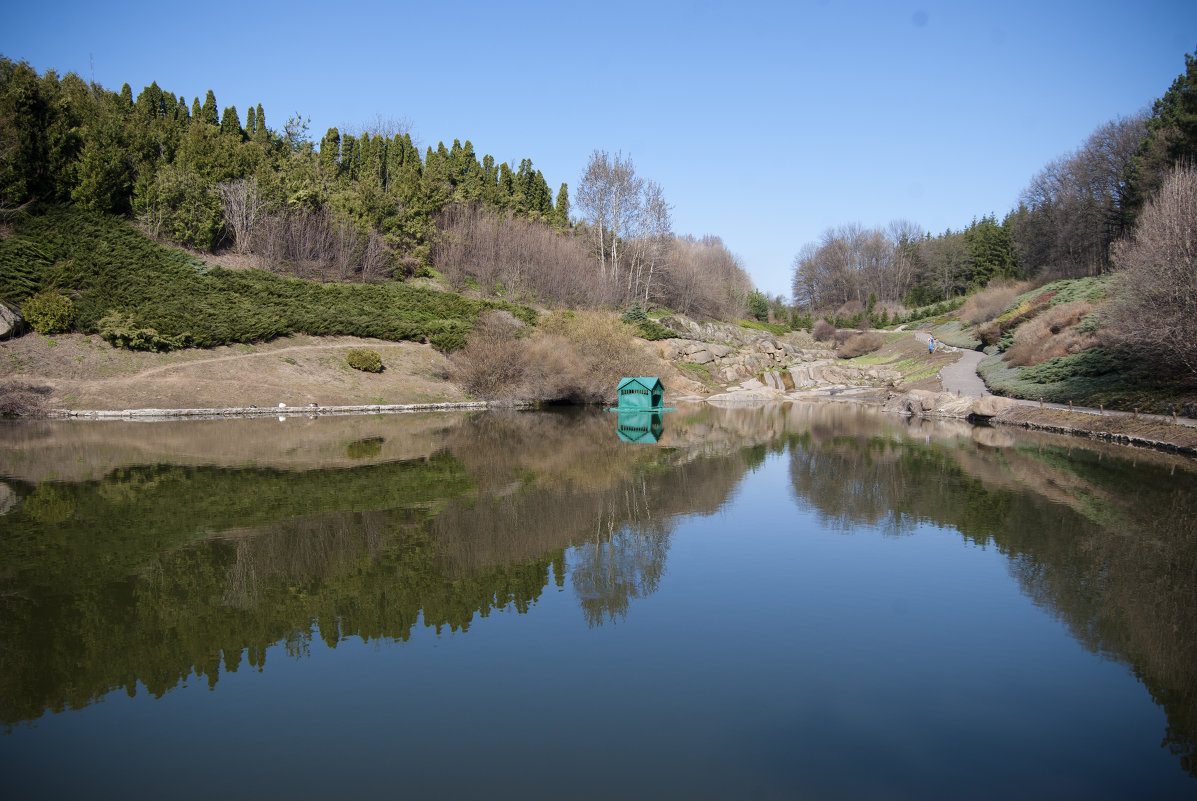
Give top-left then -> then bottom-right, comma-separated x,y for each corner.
0,207 -> 536,351
923,277 -> 1197,416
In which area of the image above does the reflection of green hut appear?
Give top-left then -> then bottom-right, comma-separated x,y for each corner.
615,377 -> 664,410
616,411 -> 664,443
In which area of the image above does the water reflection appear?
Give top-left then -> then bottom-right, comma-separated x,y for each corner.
614,410 -> 665,443
0,404 -> 1194,780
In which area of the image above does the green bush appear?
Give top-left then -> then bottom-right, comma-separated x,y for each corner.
0,208 -> 538,351
346,349 -> 383,373
622,303 -> 649,325
23,290 -> 74,334
98,312 -> 192,351
633,320 -> 677,340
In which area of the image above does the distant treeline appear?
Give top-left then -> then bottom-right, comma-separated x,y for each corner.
791,50 -> 1197,315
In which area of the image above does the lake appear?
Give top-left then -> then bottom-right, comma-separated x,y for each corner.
1,402 -> 1194,799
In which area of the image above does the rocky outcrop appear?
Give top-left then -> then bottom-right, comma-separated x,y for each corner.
653,316 -> 897,398
883,390 -> 1016,420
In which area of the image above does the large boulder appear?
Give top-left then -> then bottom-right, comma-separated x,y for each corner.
0,301 -> 24,340
971,395 -> 1016,418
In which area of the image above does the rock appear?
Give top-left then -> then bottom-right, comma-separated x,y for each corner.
708,343 -> 734,358
0,301 -> 24,340
971,395 -> 1015,418
689,349 -> 715,365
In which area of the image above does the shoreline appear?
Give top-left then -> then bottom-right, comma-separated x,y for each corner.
32,393 -> 1197,458
43,400 -> 509,421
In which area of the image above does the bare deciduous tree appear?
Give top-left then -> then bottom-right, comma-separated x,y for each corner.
1104,164 -> 1197,374
216,178 -> 264,255
1013,114 -> 1148,278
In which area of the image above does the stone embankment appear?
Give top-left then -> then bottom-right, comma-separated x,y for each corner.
654,316 -> 900,399
49,400 -> 500,421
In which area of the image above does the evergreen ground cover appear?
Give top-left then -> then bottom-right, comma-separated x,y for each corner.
0,208 -> 535,351
978,350 -> 1197,415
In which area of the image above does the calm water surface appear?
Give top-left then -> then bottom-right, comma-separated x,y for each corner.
1,402 -> 1194,799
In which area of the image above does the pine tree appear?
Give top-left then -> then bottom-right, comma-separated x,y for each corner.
191,97 -> 201,120
120,83 -> 133,105
245,105 -> 256,139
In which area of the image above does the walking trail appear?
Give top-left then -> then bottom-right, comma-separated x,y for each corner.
913,332 -> 1196,429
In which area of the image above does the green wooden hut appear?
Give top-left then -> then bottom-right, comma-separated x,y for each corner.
615,377 -> 664,410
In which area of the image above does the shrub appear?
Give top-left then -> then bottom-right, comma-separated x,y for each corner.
0,382 -> 52,417
98,312 -> 192,351
346,349 -> 383,373
23,290 -> 74,334
451,310 -> 656,403
1004,301 -> 1099,366
812,319 -> 836,341
622,303 -> 649,324
632,320 -> 677,341
837,332 -> 885,359
959,280 -> 1030,326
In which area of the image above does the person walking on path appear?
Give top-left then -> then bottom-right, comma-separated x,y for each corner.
928,337 -> 935,354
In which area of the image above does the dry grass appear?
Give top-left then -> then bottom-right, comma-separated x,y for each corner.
837,332 -> 885,359
960,280 -> 1033,326
449,311 -> 658,404
1004,301 -> 1100,366
812,320 -> 836,342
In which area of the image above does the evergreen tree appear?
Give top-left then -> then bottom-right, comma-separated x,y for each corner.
191,97 -> 201,120
245,105 -> 256,139
119,83 -> 133,105
200,90 -> 218,125
1126,49 -> 1197,224
319,127 -> 340,175
554,182 -> 570,227
340,133 -> 358,179
254,103 -> 268,142
219,105 -> 242,138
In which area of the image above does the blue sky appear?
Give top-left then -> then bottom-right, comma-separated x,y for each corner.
3,0 -> 1194,297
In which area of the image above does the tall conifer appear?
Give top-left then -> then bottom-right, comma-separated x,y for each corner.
254,104 -> 267,142
555,182 -> 570,227
200,90 -> 218,125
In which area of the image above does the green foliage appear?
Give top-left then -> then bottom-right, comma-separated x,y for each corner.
632,320 -> 677,341
748,290 -> 769,322
22,290 -> 74,333
97,312 -> 192,351
0,235 -> 51,303
0,207 -> 537,350
622,303 -> 649,325
346,348 -> 383,372
976,348 -> 1188,412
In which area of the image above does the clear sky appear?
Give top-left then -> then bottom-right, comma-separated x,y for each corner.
3,0 -> 1194,297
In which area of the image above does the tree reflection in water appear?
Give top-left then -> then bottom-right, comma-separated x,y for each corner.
0,403 -> 1194,777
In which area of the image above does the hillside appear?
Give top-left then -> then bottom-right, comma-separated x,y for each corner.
918,277 -> 1197,417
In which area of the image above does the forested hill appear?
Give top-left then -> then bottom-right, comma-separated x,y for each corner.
0,57 -> 756,322
0,58 -> 561,268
